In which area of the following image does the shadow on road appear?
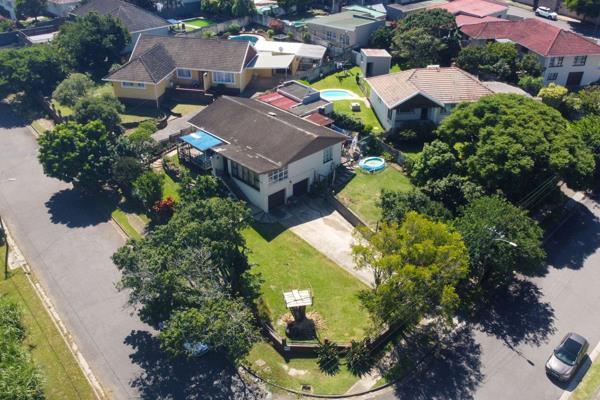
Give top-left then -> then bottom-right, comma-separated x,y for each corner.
45,189 -> 114,228
0,103 -> 25,129
546,203 -> 600,271
474,280 -> 556,348
125,330 -> 266,400
391,327 -> 483,400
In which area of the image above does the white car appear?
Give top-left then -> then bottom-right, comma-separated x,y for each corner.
536,6 -> 558,20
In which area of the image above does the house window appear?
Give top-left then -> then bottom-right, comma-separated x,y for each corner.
231,160 -> 260,190
326,31 -> 336,41
387,109 -> 393,120
573,56 -> 587,66
444,103 -> 456,113
549,57 -> 564,67
121,81 -> 145,89
547,72 -> 558,81
213,71 -> 235,84
323,146 -> 333,163
176,68 -> 192,79
268,167 -> 288,184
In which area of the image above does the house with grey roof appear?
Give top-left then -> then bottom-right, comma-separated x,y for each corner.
305,11 -> 385,51
70,0 -> 171,50
104,35 -> 300,107
366,65 -> 529,131
182,96 -> 346,212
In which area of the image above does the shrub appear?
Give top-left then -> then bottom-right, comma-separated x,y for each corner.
518,75 -> 543,96
202,30 -> 216,39
151,196 -> 175,223
268,19 -> 283,33
227,23 -> 241,35
317,340 -> 339,375
133,171 -> 163,209
331,111 -> 365,133
52,73 -> 95,107
266,29 -> 274,38
302,31 -> 311,43
345,339 -> 374,376
286,31 -> 293,40
73,93 -> 124,132
538,83 -> 568,109
112,156 -> 145,195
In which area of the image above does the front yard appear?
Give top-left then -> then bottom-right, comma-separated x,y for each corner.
244,222 -> 372,343
336,167 -> 413,228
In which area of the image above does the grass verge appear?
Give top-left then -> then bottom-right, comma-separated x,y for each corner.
244,223 -> 371,342
336,167 -> 413,227
111,208 -> 143,240
572,358 -> 600,400
0,245 -> 97,400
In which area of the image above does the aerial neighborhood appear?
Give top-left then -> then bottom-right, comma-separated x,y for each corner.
2,0 -> 600,398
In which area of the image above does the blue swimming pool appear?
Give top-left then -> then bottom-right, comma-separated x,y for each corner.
320,89 -> 358,101
359,157 -> 385,173
229,35 -> 260,44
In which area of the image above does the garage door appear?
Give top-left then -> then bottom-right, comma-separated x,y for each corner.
293,178 -> 309,197
268,189 -> 286,211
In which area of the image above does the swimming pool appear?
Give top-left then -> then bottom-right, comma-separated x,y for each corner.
229,34 -> 263,44
320,89 -> 359,101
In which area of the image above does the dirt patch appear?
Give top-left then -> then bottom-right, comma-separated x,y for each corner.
279,311 -> 327,331
281,364 -> 308,377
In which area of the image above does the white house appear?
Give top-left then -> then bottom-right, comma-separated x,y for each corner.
366,66 -> 530,131
460,18 -> 600,87
185,96 -> 347,212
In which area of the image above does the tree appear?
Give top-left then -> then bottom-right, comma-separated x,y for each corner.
159,298 -> 258,363
345,339 -> 374,376
0,298 -> 44,400
52,73 -> 94,107
73,94 -> 124,132
576,85 -> 600,115
380,189 -> 451,224
132,171 -> 163,209
115,120 -> 159,162
179,173 -> 221,203
518,75 -> 543,96
55,13 -> 130,79
570,116 -> 600,177
353,212 -> 469,328
369,26 -> 394,49
317,340 -> 340,374
392,28 -> 447,69
38,120 -> 117,192
517,53 -> 543,77
434,94 -> 595,201
422,174 -> 483,213
0,45 -> 65,98
112,156 -> 145,195
454,196 -> 545,288
538,83 -> 569,109
411,140 -> 458,186
14,0 -> 46,20
564,0 -> 600,20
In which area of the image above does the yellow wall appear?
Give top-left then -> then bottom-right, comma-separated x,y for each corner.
239,69 -> 254,92
253,68 -> 273,78
111,78 -> 170,102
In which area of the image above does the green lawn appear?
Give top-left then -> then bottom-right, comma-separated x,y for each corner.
572,359 -> 600,400
390,64 -> 401,73
332,100 -> 383,134
52,83 -> 116,119
244,223 -> 371,342
184,18 -> 216,28
0,246 -> 97,400
309,66 -> 363,96
336,167 -> 413,227
160,172 -> 181,202
245,342 -> 360,395
111,208 -> 143,240
120,103 -> 163,124
169,103 -> 205,116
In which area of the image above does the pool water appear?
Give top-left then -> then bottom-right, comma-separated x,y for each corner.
320,89 -> 358,101
359,157 -> 385,173
229,35 -> 261,44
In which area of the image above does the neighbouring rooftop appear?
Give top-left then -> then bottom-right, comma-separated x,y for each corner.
429,0 -> 508,17
306,11 -> 381,30
70,0 -> 169,33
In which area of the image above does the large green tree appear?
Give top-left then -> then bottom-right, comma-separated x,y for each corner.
431,94 -> 595,201
14,0 -> 47,20
571,115 -> 600,177
73,94 -> 124,132
564,0 -> 600,19
454,196 -> 545,289
380,189 -> 451,224
55,13 -> 130,79
37,120 -> 118,192
52,73 -> 94,107
353,212 -> 469,328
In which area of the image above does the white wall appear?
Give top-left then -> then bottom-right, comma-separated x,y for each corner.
542,54 -> 600,86
369,89 -> 393,131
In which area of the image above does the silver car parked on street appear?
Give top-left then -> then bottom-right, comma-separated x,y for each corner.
546,332 -> 589,381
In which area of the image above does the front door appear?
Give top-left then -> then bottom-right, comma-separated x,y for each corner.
420,107 -> 428,120
566,71 -> 584,86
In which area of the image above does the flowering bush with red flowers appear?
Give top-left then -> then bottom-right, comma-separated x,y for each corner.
152,196 -> 176,223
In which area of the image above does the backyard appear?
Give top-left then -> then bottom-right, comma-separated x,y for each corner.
0,245 -> 97,400
183,17 -> 216,29
336,166 -> 413,227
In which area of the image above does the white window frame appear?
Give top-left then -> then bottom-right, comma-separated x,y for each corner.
176,68 -> 193,79
212,71 -> 235,84
547,72 -> 558,81
121,81 -> 146,89
549,57 -> 564,68
573,55 -> 587,66
323,146 -> 333,163
268,167 -> 288,184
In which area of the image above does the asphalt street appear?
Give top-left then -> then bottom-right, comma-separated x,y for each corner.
373,195 -> 600,400
0,105 -> 264,400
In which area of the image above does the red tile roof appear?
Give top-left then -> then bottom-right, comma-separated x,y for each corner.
304,112 -> 334,126
455,14 -> 502,27
429,0 -> 508,18
461,18 -> 600,56
257,92 -> 300,110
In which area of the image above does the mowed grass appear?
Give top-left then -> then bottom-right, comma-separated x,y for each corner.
572,359 -> 600,400
111,208 -> 143,240
332,100 -> 383,134
184,18 -> 216,28
246,342 -> 360,395
309,66 -> 363,95
244,223 -> 371,343
0,246 -> 97,400
336,167 -> 413,227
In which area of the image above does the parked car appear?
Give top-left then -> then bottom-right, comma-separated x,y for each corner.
546,332 -> 589,381
536,6 -> 558,20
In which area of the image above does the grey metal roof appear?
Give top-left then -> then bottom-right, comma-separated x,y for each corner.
105,35 -> 256,83
70,0 -> 169,33
288,99 -> 330,117
188,96 -> 346,173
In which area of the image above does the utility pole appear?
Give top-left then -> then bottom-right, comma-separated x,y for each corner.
0,214 -> 8,279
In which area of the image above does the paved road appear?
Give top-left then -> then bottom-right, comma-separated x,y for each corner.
0,105 -> 264,400
373,195 -> 600,400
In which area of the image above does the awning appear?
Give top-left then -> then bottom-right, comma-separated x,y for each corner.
180,130 -> 223,151
257,92 -> 300,110
247,53 -> 295,70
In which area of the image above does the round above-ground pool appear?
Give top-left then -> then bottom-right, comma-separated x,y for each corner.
229,34 -> 263,44
319,89 -> 359,101
359,157 -> 385,173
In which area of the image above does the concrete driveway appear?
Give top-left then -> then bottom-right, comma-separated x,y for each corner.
0,105 -> 264,400
277,197 -> 375,287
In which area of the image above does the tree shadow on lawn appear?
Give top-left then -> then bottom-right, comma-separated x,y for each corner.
544,201 -> 600,271
125,330 -> 266,400
390,326 -> 484,400
472,280 -> 556,348
45,188 -> 117,228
